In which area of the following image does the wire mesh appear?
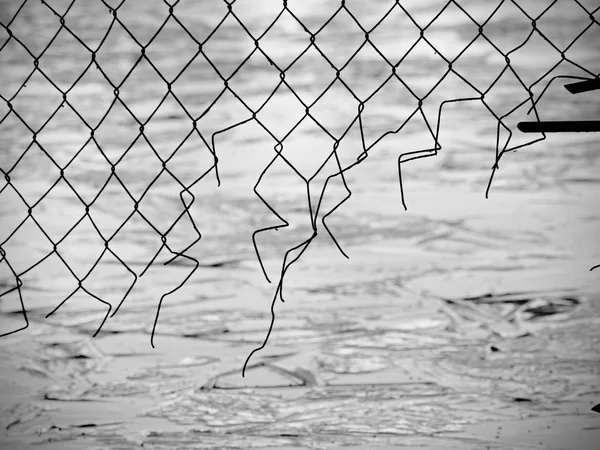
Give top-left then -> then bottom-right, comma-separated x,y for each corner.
0,0 -> 598,375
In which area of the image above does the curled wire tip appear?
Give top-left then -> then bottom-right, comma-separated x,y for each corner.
242,355 -> 253,378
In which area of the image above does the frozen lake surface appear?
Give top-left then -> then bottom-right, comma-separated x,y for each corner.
1,0 -> 600,448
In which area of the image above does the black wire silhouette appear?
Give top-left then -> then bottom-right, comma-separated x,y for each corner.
0,0 -> 597,377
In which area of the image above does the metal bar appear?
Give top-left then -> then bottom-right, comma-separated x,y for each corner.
517,121 -> 600,133
564,78 -> 600,94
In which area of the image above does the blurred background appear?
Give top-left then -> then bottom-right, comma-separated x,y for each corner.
1,0 -> 599,449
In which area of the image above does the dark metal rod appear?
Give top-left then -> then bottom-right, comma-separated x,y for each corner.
517,121 -> 600,133
564,78 -> 600,94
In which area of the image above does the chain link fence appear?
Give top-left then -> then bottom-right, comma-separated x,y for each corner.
0,0 -> 598,373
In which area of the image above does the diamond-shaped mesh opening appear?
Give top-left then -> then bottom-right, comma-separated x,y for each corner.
256,13 -> 310,70
59,1 -> 114,49
61,140 -> 112,205
54,217 -> 106,279
201,15 -> 255,80
341,43 -> 391,101
111,0 -> 170,47
164,131 -> 218,187
535,0 -> 596,52
313,9 -> 365,69
93,100 -> 143,164
563,23 -> 600,74
396,39 -> 451,99
142,93 -> 195,161
309,78 -> 360,139
282,46 -> 337,106
367,4 -> 422,65
3,0 -> 62,56
64,65 -> 115,126
423,1 -> 481,62
170,53 -> 224,119
136,172 -> 189,236
32,177 -> 87,244
87,175 -> 134,239
36,103 -> 90,167
5,141 -> 60,206
482,67 -> 531,118
255,84 -> 306,139
144,16 -> 200,82
37,26 -> 91,91
226,50 -> 282,111
276,118 -> 336,178
451,34 -> 507,94
116,57 -> 166,124
0,215 -> 54,276
10,69 -> 64,131
481,1 -> 535,55
113,135 -> 164,200
105,208 -> 167,266
507,32 -> 563,86
93,23 -> 141,85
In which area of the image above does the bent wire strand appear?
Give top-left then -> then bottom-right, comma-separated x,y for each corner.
0,0 -> 598,370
